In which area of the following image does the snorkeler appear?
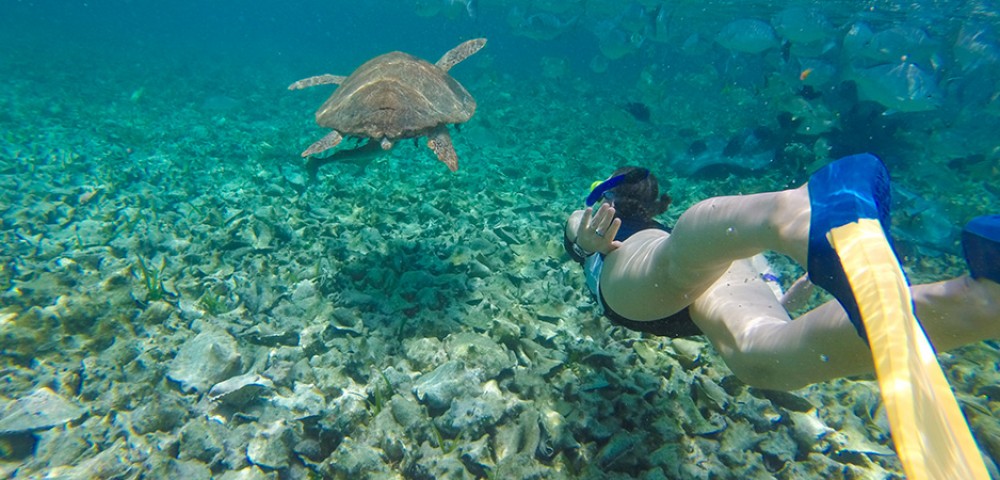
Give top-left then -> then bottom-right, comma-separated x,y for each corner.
565,153 -> 1000,478
564,154 -> 1000,392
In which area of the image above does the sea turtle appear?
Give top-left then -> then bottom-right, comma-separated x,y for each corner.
289,38 -> 487,172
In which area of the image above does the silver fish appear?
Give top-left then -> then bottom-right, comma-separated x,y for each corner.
716,18 -> 779,54
851,62 -> 942,113
449,0 -> 477,19
509,8 -> 577,41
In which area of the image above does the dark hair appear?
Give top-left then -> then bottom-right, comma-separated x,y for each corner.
608,166 -> 672,221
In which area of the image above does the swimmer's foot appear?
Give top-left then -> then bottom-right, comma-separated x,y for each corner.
806,153 -> 893,341
963,215 -> 1000,284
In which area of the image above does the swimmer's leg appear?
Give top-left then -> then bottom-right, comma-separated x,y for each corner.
601,180 -> 811,320
914,215 -> 1000,346
693,227 -> 1000,391
696,274 -> 1000,391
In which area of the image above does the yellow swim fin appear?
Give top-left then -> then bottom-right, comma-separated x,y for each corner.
830,220 -> 988,480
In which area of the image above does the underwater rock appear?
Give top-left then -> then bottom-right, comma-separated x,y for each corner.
632,340 -> 661,366
457,434 -> 493,476
367,408 -> 408,464
325,435 -> 389,477
669,338 -> 706,368
695,377 -> 730,410
597,431 -> 645,469
137,299 -> 174,324
243,324 -> 300,348
969,413 -> 1000,471
207,373 -> 274,408
329,307 -> 365,335
215,466 -> 274,480
128,393 -> 188,434
439,380 -> 508,438
409,440 -> 469,479
493,407 -> 542,462
148,459 -> 213,480
443,332 -> 513,379
0,387 -> 85,434
668,375 -> 728,436
751,388 -> 816,412
789,410 -> 834,450
737,393 -> 784,432
177,299 -> 206,322
758,430 -> 798,467
167,329 -> 242,393
295,324 -> 328,356
281,166 -> 307,192
178,418 -> 228,465
466,259 -> 492,278
494,450 -> 551,480
271,382 -> 327,420
30,423 -> 91,470
185,421 -> 255,472
293,438 -> 326,464
413,360 -> 483,413
290,279 -> 320,312
827,428 -> 895,457
389,395 -> 426,434
247,420 -> 294,470
538,407 -> 579,456
325,386 -> 369,436
47,438 -> 136,479
517,338 -> 566,377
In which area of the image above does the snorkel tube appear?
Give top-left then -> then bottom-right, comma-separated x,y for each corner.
585,168 -> 650,206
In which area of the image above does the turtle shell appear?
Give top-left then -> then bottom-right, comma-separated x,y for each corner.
314,52 -> 476,141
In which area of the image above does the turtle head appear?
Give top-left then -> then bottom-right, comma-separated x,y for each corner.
380,138 -> 394,150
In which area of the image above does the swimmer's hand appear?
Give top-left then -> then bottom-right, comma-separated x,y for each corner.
576,203 -> 622,256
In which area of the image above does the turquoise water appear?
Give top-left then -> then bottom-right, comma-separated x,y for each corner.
1,1 -> 998,478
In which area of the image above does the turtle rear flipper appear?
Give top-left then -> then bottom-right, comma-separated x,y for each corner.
302,130 -> 343,157
427,127 -> 458,172
435,38 -> 487,72
288,74 -> 347,90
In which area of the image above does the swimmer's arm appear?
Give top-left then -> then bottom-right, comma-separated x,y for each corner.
565,210 -> 584,243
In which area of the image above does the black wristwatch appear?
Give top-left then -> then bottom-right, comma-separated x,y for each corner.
564,233 -> 595,263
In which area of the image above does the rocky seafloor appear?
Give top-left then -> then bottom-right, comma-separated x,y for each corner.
2,50 -> 1000,480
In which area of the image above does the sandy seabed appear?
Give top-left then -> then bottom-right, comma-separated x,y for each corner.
1,46 -> 999,480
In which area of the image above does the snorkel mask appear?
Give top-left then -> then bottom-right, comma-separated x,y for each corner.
585,168 -> 650,206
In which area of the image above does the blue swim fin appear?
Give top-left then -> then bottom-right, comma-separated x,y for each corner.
962,215 -> 1000,284
807,153 -> 895,342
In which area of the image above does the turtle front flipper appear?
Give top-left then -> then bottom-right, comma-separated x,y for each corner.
288,74 -> 347,90
435,38 -> 487,72
302,130 -> 343,157
427,127 -> 458,172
